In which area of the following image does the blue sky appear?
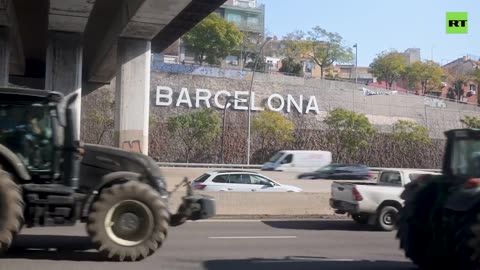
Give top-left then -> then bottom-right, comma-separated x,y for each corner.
257,0 -> 478,67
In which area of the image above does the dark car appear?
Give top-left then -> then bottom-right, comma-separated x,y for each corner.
297,164 -> 373,180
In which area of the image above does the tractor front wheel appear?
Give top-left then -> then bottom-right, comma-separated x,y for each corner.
0,170 -> 24,253
87,181 -> 170,261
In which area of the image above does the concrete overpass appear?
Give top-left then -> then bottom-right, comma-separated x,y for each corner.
0,0 -> 226,154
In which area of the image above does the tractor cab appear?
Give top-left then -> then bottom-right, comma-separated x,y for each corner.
0,87 -> 216,261
443,128 -> 480,184
0,87 -> 80,187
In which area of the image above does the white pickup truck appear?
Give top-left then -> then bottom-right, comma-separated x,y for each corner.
329,169 -> 440,231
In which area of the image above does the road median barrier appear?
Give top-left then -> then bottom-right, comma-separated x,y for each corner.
169,191 -> 334,216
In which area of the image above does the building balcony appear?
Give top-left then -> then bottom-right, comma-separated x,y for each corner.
221,3 -> 265,14
231,21 -> 263,33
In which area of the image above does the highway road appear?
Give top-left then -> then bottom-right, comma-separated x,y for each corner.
1,219 -> 414,270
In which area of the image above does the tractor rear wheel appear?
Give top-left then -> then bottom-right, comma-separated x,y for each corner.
396,176 -> 455,269
0,170 -> 24,253
450,210 -> 480,270
87,181 -> 170,261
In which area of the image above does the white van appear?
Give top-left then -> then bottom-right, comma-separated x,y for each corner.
261,150 -> 332,173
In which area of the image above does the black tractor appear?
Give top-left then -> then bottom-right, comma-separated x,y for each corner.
0,87 -> 215,261
397,128 -> 480,269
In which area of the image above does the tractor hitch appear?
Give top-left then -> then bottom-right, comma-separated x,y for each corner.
169,177 -> 216,226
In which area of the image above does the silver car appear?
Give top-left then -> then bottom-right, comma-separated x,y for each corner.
190,170 -> 302,192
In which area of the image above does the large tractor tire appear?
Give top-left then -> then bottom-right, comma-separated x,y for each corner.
0,170 -> 24,253
396,175 -> 455,269
87,181 -> 170,261
446,210 -> 479,270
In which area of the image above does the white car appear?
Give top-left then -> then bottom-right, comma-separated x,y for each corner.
190,170 -> 302,192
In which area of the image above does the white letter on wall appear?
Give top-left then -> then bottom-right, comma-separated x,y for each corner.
251,92 -> 264,111
196,89 -> 212,108
214,90 -> 231,109
267,94 -> 285,112
156,86 -> 173,106
305,96 -> 320,114
176,87 -> 193,107
234,91 -> 249,111
287,94 -> 303,113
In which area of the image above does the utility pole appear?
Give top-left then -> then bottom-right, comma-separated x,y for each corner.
220,96 -> 239,164
246,36 -> 272,165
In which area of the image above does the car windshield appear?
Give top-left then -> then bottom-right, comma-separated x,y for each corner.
268,152 -> 284,163
315,165 -> 334,172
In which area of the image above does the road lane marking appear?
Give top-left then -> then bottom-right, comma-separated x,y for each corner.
191,219 -> 348,223
255,258 -> 355,263
208,236 -> 297,239
191,220 -> 264,223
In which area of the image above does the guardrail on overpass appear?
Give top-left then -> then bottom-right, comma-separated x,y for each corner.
157,162 -> 441,173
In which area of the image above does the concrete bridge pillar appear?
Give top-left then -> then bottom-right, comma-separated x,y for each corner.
114,38 -> 151,155
45,31 -> 83,138
0,27 -> 9,86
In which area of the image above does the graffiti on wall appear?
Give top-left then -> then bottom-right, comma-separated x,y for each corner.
152,63 -> 247,79
122,140 -> 142,153
424,97 -> 447,108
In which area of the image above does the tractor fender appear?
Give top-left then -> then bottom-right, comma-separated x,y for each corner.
81,171 -> 143,218
444,187 -> 480,212
0,144 -> 31,181
96,171 -> 143,190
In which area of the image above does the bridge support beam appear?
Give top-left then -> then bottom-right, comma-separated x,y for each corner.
45,31 -> 83,138
114,38 -> 151,155
0,27 -> 9,86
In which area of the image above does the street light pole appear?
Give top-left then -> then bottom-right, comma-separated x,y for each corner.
353,43 -> 358,112
246,36 -> 271,165
354,43 -> 358,85
220,96 -> 239,164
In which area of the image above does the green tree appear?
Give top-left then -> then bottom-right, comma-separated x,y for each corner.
281,30 -> 307,59
279,57 -> 303,75
183,13 -> 243,66
305,26 -> 354,78
83,93 -> 114,144
472,68 -> 480,104
391,120 -> 431,144
167,108 -> 220,162
461,116 -> 480,129
324,108 -> 376,158
282,27 -> 353,77
238,32 -> 263,70
245,56 -> 267,71
404,61 -> 444,95
252,111 -> 294,160
369,50 -> 407,89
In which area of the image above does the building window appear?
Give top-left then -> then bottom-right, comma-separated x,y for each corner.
470,84 -> 477,95
246,16 -> 259,26
227,13 -> 242,23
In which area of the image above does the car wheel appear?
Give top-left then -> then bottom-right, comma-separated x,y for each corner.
377,205 -> 399,231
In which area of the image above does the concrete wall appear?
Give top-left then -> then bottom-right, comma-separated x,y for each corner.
169,191 -> 332,216
150,63 -> 480,139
